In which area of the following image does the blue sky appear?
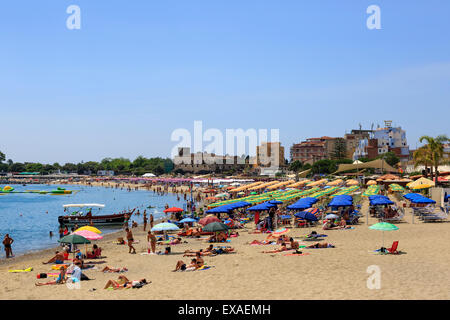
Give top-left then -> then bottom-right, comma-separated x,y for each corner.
1,0 -> 449,163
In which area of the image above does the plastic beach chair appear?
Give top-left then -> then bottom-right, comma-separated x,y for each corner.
387,241 -> 399,254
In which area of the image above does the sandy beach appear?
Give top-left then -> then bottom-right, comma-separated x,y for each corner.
1,194 -> 449,300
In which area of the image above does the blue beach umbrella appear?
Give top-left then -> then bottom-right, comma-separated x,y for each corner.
179,218 -> 197,224
268,200 -> 283,205
294,211 -> 318,221
247,202 -> 276,212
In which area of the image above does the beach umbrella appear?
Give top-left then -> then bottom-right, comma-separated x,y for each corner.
179,217 -> 197,224
215,193 -> 229,198
199,216 -> 221,226
72,230 -> 103,255
369,222 -> 399,248
325,213 -> 339,220
73,230 -> 103,240
304,208 -> 319,215
163,207 -> 183,213
294,211 -> 318,221
250,192 -> 258,195
268,200 -> 283,205
272,227 -> 290,237
151,222 -> 180,232
202,222 -> 229,233
58,234 -> 91,245
367,180 -> 377,186
151,222 -> 180,243
58,234 -> 91,259
412,184 -> 432,190
74,226 -> 102,234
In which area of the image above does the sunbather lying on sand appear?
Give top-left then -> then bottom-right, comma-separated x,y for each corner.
35,266 -> 66,286
305,242 -> 335,248
248,239 -> 273,245
157,237 -> 186,245
102,266 -> 128,273
262,243 -> 288,253
104,275 -> 149,289
289,238 -> 300,249
184,245 -> 214,256
173,259 -> 199,272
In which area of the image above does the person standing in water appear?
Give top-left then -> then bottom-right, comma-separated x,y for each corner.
3,234 -> 14,258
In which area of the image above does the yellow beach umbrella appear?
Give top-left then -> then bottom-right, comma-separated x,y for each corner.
75,226 -> 102,234
367,180 -> 377,186
412,184 -> 432,190
408,177 -> 435,189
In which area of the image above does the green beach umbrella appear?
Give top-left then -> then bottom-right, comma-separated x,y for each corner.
58,234 -> 91,245
202,222 -> 229,233
369,222 -> 399,248
58,234 -> 91,258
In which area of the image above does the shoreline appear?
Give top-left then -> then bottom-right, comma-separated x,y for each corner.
2,186 -> 450,299
0,183 -> 185,261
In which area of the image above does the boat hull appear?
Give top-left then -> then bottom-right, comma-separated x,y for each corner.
58,212 -> 131,227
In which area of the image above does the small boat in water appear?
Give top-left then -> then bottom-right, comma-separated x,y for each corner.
58,203 -> 134,227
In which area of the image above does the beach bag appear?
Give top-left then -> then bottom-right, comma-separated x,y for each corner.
37,273 -> 47,279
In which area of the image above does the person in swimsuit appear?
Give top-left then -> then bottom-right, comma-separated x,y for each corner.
104,275 -> 147,289
184,245 -> 214,256
173,259 -> 198,272
125,228 -> 136,254
35,266 -> 66,286
262,243 -> 288,253
147,231 -> 157,254
102,266 -> 128,273
289,238 -> 300,250
195,252 -> 204,268
42,251 -> 65,264
3,234 -> 14,258
306,242 -> 335,248
143,213 -> 147,231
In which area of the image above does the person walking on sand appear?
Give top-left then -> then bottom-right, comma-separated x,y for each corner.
3,234 -> 14,258
150,213 -> 154,229
147,231 -> 156,254
143,213 -> 148,231
125,228 -> 136,254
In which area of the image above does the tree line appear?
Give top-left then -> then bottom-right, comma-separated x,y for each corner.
0,153 -> 174,176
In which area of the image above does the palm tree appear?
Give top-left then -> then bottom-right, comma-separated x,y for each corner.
418,135 -> 450,184
413,146 -> 432,178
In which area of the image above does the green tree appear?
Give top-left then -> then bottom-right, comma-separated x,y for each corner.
289,160 -> 303,172
419,135 -> 450,184
333,138 -> 347,160
0,150 -> 5,163
378,152 -> 399,167
311,159 -> 336,174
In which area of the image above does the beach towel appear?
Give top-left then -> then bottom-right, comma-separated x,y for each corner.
51,264 -> 69,270
8,267 -> 33,273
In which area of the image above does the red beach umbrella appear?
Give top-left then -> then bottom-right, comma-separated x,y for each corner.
163,207 -> 183,213
198,216 -> 220,226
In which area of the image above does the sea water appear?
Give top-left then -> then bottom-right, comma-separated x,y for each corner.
0,184 -> 183,257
